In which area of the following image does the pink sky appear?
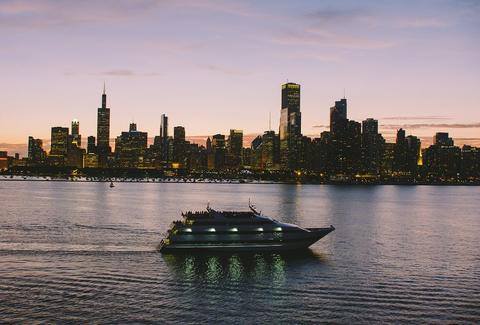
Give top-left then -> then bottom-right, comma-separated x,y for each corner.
0,0 -> 479,156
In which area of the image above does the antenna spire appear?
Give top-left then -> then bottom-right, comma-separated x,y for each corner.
269,112 -> 271,131
101,81 -> 107,108
343,88 -> 346,99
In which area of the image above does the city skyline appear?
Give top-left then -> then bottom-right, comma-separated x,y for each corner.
2,2 -> 480,324
2,82 -> 479,158
2,81 -> 477,185
0,0 -> 479,148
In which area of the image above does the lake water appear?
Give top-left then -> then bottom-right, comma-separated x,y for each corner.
0,181 -> 479,323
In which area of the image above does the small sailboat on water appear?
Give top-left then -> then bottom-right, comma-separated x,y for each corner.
110,181 -> 115,188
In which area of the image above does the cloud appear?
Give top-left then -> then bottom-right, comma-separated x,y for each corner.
64,69 -> 160,77
397,17 -> 450,28
381,122 -> 480,130
173,0 -> 257,17
313,121 -> 480,130
97,69 -> 161,77
198,64 -> 251,76
0,0 -> 257,29
289,52 -> 342,63
453,0 -> 480,14
0,0 -> 161,29
274,29 -> 396,50
0,143 -> 28,157
272,6 -> 396,50
381,116 -> 452,121
0,1 -> 46,14
305,7 -> 375,26
305,5 -> 452,29
277,3 -> 455,54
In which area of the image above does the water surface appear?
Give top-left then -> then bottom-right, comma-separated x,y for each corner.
0,182 -> 479,323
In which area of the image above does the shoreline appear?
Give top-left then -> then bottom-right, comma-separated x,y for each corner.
1,176 -> 479,186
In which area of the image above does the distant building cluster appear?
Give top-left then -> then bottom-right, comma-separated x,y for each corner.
2,82 -> 479,182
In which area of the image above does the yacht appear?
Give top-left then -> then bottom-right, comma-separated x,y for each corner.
159,204 -> 334,252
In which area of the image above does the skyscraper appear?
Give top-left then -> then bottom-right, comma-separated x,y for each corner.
325,98 -> 362,174
434,132 -> 454,147
261,130 -> 279,169
50,127 -> 69,156
362,118 -> 378,136
97,84 -> 111,167
87,136 -> 96,154
396,128 -> 406,144
394,128 -> 411,173
361,118 -> 384,174
50,127 -> 69,166
160,114 -> 169,161
114,123 -> 148,168
173,126 -> 186,166
212,134 -> 226,169
330,98 -> 347,135
279,82 -> 301,170
227,129 -> 243,168
129,122 -> 137,132
174,126 -> 185,141
27,136 -> 45,164
160,114 -> 168,139
71,119 -> 81,147
406,135 -> 421,172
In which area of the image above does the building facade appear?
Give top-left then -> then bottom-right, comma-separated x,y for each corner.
227,129 -> 243,169
27,136 -> 46,165
97,86 -> 111,167
114,123 -> 148,168
49,127 -> 69,165
279,82 -> 301,170
71,119 -> 81,147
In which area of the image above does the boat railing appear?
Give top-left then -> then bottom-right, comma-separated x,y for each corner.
248,202 -> 261,215
182,211 -> 212,218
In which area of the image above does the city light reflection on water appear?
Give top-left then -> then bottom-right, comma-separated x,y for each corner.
163,251 -> 322,287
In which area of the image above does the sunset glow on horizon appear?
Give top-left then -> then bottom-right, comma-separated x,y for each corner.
1,0 -> 479,155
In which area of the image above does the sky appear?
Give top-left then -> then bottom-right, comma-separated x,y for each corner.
0,0 -> 479,155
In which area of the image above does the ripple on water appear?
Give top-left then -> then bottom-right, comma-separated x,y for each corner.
0,182 -> 479,323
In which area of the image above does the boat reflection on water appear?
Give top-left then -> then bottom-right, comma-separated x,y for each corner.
162,250 -> 328,285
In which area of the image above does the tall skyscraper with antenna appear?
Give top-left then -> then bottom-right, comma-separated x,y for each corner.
97,83 -> 111,167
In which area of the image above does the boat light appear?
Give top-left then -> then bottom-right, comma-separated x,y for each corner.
230,228 -> 238,232
274,227 -> 282,232
208,228 -> 216,232
256,227 -> 264,232
183,228 -> 192,232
